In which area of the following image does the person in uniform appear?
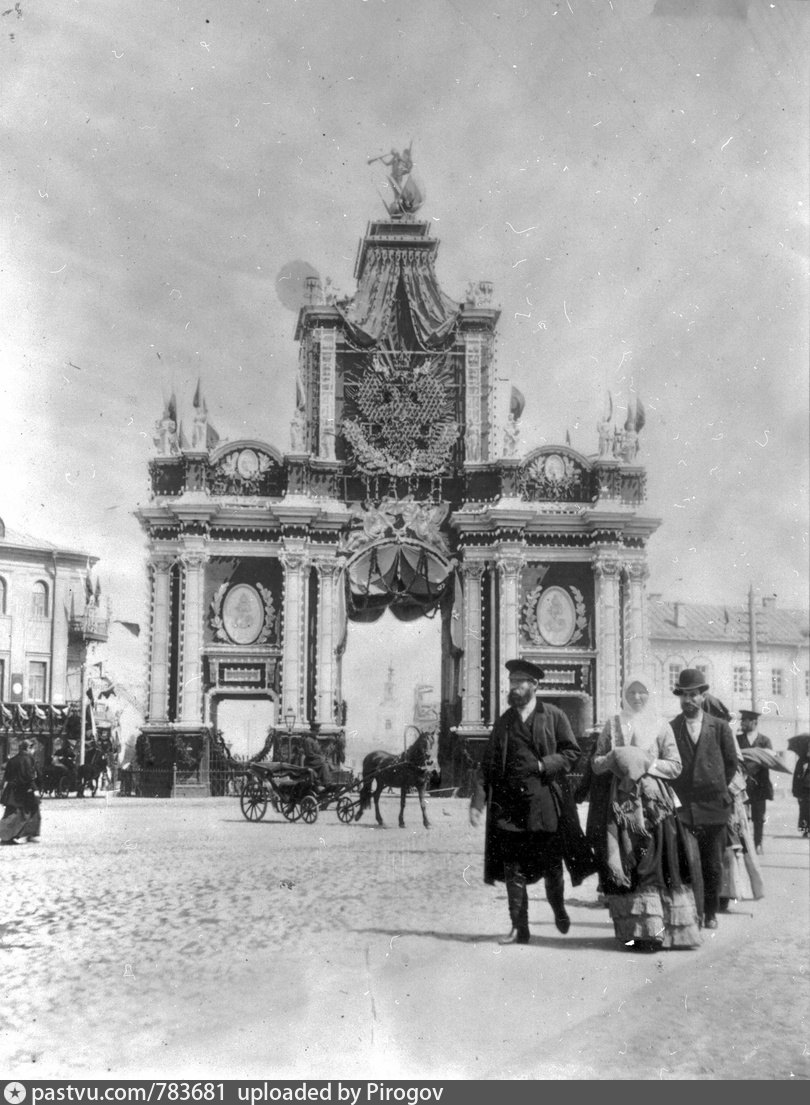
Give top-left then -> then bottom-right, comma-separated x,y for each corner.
469,659 -> 582,944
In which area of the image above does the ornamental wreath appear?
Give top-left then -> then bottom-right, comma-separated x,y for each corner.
520,584 -> 589,646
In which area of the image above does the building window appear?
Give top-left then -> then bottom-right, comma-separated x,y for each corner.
0,658 -> 4,698
733,666 -> 750,694
0,577 -> 6,614
31,581 -> 48,618
668,664 -> 681,690
28,661 -> 47,702
771,668 -> 783,696
384,719 -> 392,731
806,671 -> 810,698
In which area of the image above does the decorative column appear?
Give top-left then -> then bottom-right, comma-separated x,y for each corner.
496,551 -> 525,708
179,548 -> 206,724
317,329 -> 337,460
459,560 -> 487,727
593,554 -> 622,721
463,333 -> 484,462
313,556 -> 342,730
280,543 -> 310,726
148,556 -> 173,721
624,559 -> 650,679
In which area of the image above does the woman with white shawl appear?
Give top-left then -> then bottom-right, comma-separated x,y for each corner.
592,676 -> 703,952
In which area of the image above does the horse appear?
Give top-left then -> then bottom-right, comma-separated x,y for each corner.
354,727 -> 437,829
76,741 -> 108,797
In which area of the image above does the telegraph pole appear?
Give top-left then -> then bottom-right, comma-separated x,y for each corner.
748,584 -> 759,713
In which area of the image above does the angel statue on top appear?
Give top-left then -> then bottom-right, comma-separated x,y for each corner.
368,141 -> 425,217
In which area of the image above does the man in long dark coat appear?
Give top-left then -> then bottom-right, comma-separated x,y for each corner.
736,708 -> 773,854
669,669 -> 738,930
470,659 -> 584,944
1,739 -> 42,844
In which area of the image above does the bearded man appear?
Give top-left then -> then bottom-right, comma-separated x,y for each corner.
469,659 -> 583,944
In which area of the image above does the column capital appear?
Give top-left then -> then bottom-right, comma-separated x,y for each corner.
495,552 -> 525,577
150,555 -> 175,573
593,555 -> 622,580
280,548 -> 310,572
179,551 -> 207,571
311,556 -> 342,579
460,560 -> 487,582
624,559 -> 650,582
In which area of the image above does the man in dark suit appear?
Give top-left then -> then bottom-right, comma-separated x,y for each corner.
669,669 -> 738,929
470,659 -> 582,944
736,708 -> 773,854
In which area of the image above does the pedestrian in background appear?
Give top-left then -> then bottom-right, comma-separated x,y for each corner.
1,739 -> 42,845
790,734 -> 810,838
736,709 -> 773,854
669,669 -> 738,930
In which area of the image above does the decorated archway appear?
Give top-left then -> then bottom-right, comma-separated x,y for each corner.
137,165 -> 660,791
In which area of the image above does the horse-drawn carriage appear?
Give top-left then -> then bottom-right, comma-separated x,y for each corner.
237,724 -> 439,828
40,740 -> 109,798
238,761 -> 360,824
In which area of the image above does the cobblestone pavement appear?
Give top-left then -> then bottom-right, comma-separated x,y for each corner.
0,792 -> 807,1079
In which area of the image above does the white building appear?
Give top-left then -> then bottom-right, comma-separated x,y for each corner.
648,595 -> 809,748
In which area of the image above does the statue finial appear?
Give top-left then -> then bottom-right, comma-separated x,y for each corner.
368,142 -> 425,217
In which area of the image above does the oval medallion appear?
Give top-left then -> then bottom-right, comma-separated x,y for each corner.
236,449 -> 260,479
536,586 -> 576,647
222,584 -> 264,645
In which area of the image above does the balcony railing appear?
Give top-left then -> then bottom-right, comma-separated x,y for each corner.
69,614 -> 109,642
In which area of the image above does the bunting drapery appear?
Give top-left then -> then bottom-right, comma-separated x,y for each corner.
338,250 -> 460,349
345,544 -> 452,624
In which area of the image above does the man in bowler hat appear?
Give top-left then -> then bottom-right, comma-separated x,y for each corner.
737,708 -> 773,854
669,669 -> 738,929
470,659 -> 581,944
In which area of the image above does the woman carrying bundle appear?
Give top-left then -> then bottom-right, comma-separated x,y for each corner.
592,676 -> 702,952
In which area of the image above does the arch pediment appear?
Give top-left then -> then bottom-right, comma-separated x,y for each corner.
207,441 -> 284,497
519,446 -> 595,503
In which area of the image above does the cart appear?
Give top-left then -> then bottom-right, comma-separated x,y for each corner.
238,761 -> 360,825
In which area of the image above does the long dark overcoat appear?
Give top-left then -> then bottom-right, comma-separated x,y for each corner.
670,713 -> 738,826
472,701 -> 593,885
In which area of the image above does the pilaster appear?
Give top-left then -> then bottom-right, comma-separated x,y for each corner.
179,546 -> 207,723
624,559 -> 650,679
593,554 -> 622,720
317,329 -> 337,460
459,560 -> 487,727
148,556 -> 173,721
280,543 -> 310,726
496,550 -> 526,708
313,557 -> 342,730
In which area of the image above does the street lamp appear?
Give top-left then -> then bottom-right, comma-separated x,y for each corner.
284,708 -> 296,763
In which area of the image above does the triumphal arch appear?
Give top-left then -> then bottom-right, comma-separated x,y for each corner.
136,154 -> 659,791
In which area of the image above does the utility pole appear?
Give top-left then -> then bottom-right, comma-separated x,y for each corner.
748,583 -> 759,713
79,659 -> 87,767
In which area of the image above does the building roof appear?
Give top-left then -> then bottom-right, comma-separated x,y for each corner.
0,517 -> 96,562
649,599 -> 809,647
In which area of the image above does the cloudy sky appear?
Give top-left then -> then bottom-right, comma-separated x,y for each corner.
4,0 -> 808,635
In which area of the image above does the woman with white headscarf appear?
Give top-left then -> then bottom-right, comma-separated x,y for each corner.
592,675 -> 702,951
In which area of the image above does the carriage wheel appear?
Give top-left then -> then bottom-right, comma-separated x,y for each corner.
336,796 -> 356,824
240,783 -> 269,822
56,775 -> 71,799
280,800 -> 301,822
299,795 -> 319,824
